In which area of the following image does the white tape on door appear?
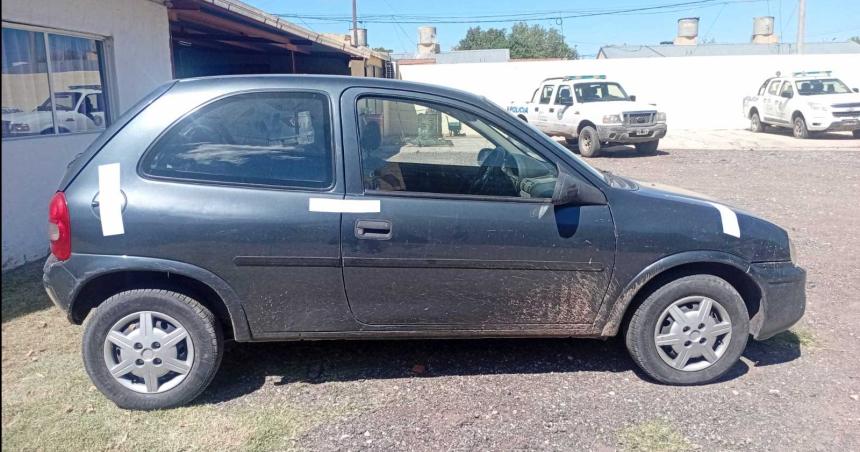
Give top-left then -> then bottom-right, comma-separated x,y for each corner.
309,198 -> 381,213
97,163 -> 125,236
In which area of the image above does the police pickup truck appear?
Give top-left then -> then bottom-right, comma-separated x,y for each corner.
508,75 -> 667,157
743,70 -> 860,139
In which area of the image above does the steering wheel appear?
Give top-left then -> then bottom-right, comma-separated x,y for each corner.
470,147 -> 516,196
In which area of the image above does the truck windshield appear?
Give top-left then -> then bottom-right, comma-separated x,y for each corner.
573,82 -> 629,102
795,78 -> 851,95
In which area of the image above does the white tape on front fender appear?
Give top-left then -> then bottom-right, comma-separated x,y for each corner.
309,198 -> 380,213
97,163 -> 125,236
706,201 -> 740,238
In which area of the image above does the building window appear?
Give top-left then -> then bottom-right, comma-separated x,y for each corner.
2,24 -> 109,139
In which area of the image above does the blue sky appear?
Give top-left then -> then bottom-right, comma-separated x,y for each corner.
246,0 -> 860,57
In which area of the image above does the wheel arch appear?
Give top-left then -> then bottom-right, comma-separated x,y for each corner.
67,257 -> 251,341
599,251 -> 762,337
748,106 -> 759,118
517,114 -> 528,122
577,120 -> 597,134
791,110 -> 805,121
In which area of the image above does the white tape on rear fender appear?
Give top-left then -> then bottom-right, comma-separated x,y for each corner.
706,201 -> 740,238
309,198 -> 380,213
97,163 -> 125,236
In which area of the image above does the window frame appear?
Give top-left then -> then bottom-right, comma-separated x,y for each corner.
766,79 -> 782,96
1,21 -> 115,141
138,89 -> 338,192
538,84 -> 556,104
354,93 -> 561,204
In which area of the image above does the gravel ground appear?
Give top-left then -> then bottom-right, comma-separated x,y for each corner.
3,146 -> 859,451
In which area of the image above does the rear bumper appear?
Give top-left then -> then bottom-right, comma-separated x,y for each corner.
748,261 -> 806,340
43,255 -> 77,320
597,123 -> 667,143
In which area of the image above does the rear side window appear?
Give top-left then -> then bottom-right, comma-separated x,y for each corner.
141,92 -> 333,189
767,80 -> 782,96
539,85 -> 555,104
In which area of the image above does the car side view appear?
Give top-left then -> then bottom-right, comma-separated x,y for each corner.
43,75 -> 806,410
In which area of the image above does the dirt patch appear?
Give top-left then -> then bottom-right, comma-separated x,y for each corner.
3,148 -> 860,450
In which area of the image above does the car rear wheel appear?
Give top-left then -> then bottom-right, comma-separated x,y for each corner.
578,126 -> 601,157
635,140 -> 659,154
793,115 -> 810,139
82,289 -> 223,410
625,275 -> 749,385
852,130 -> 860,139
750,111 -> 765,132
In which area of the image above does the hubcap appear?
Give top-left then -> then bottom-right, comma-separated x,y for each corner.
103,311 -> 194,394
653,296 -> 732,371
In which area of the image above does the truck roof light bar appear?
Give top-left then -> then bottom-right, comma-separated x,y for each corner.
563,75 -> 607,80
792,70 -> 832,77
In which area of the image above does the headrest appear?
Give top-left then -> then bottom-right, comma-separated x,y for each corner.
360,119 -> 381,150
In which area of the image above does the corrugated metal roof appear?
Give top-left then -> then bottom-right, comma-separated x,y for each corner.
598,41 -> 860,58
391,49 -> 510,64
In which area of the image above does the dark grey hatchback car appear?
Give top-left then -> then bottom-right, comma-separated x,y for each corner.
44,75 -> 805,410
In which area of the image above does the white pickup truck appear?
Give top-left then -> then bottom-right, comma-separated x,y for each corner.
507,75 -> 667,157
743,71 -> 860,139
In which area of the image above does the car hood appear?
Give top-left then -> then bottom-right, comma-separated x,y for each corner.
608,178 -> 792,263
801,92 -> 860,105
579,101 -> 660,115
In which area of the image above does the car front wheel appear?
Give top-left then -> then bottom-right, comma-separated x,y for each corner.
578,126 -> 601,157
82,289 -> 223,410
793,115 -> 810,139
750,111 -> 765,132
625,275 -> 749,385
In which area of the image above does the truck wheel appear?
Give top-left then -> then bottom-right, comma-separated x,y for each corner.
625,275 -> 749,385
635,140 -> 659,154
852,130 -> 860,139
750,111 -> 765,133
792,115 -> 810,139
578,126 -> 601,157
82,289 -> 223,410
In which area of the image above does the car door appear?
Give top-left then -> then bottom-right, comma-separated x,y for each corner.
338,88 -> 616,327
763,79 -> 783,121
775,81 -> 794,122
534,84 -> 555,129
130,90 -> 353,334
552,84 -> 579,137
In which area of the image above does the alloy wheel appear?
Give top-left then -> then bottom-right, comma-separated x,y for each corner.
653,296 -> 732,371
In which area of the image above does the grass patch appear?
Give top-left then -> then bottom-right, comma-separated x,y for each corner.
2,259 -> 52,322
763,328 -> 817,349
618,419 -> 691,452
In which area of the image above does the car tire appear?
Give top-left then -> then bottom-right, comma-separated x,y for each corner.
750,111 -> 765,133
792,115 -> 810,139
578,126 -> 601,157
634,140 -> 659,154
82,289 -> 223,410
625,275 -> 749,385
852,129 -> 860,139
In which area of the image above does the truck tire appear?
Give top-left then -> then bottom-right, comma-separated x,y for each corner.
578,126 -> 601,157
635,140 -> 659,154
792,115 -> 810,139
852,130 -> 860,139
625,275 -> 749,385
750,111 -> 765,133
82,289 -> 223,410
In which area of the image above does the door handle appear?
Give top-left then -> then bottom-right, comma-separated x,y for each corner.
355,219 -> 392,240
549,108 -> 555,112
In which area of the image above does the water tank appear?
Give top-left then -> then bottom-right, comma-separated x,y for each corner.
351,28 -> 367,47
677,17 -> 699,38
753,16 -> 775,36
418,26 -> 437,45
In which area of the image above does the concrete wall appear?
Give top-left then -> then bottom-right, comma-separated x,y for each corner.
2,0 -> 172,268
398,53 -> 860,130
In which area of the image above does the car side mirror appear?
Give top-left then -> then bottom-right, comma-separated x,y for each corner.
629,95 -> 637,101
781,92 -> 793,99
552,170 -> 607,206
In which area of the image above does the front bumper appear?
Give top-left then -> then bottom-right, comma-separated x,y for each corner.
747,261 -> 806,340
807,115 -> 860,132
597,123 -> 667,143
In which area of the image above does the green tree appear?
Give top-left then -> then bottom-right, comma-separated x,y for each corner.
372,46 -> 393,53
454,22 -> 577,59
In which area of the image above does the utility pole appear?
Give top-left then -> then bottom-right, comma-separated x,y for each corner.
352,0 -> 358,47
796,0 -> 806,54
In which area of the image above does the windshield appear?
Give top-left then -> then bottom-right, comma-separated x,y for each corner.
36,92 -> 81,112
795,78 -> 851,96
573,82 -> 629,102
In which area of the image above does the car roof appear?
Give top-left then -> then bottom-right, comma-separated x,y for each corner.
173,74 -> 492,107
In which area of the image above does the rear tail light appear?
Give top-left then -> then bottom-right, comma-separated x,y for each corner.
48,192 -> 71,260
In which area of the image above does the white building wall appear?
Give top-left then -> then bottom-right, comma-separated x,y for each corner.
398,53 -> 860,130
2,0 -> 172,268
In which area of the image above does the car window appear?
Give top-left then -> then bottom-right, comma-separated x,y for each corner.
539,85 -> 555,104
796,78 -> 851,95
556,85 -> 573,104
573,82 -> 629,102
767,80 -> 782,96
758,79 -> 771,96
780,82 -> 794,98
356,96 -> 558,199
141,91 -> 333,189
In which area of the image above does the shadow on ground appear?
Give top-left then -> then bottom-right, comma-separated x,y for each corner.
1,259 -> 52,323
560,142 -> 670,158
198,330 -> 802,405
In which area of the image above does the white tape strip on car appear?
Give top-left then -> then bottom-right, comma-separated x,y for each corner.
309,198 -> 381,213
97,163 -> 125,236
705,201 -> 740,238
